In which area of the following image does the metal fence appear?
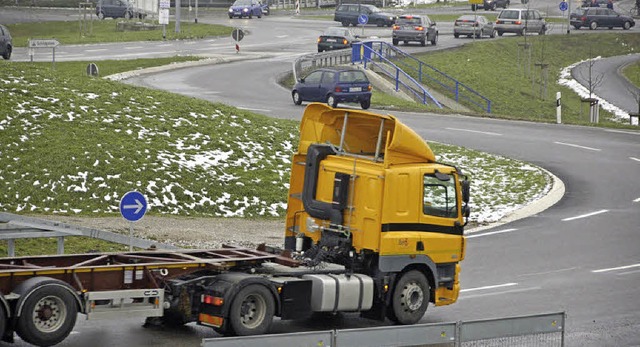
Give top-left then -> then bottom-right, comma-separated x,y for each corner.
202,312 -> 565,347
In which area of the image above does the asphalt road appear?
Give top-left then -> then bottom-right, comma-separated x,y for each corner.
2,5 -> 640,347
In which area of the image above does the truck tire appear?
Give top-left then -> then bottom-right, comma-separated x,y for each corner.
388,270 -> 430,325
15,282 -> 78,347
228,284 -> 274,336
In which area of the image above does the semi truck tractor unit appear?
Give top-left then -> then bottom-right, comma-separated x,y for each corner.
0,104 -> 470,346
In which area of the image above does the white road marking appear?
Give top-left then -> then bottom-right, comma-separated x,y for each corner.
446,128 -> 502,136
124,46 -> 144,50
276,35 -> 288,38
634,197 -> 640,203
460,285 -> 541,300
592,263 -> 640,273
554,141 -> 601,151
466,228 -> 517,238
237,107 -> 271,112
460,283 -> 518,292
561,209 -> 608,221
631,157 -> 640,162
518,267 -> 578,278
605,129 -> 640,136
85,49 -> 108,52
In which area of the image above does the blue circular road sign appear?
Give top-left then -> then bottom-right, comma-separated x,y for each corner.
120,191 -> 148,222
559,1 -> 568,11
358,14 -> 369,25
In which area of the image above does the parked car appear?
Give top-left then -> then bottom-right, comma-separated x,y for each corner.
96,0 -> 141,20
494,8 -> 547,36
291,67 -> 373,109
0,24 -> 11,60
484,0 -> 509,10
334,4 -> 396,27
570,7 -> 634,30
317,27 -> 360,52
454,15 -> 496,38
392,15 -> 438,46
228,0 -> 263,19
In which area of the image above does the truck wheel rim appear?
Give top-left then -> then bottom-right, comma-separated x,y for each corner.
240,294 -> 266,328
401,282 -> 424,311
32,296 -> 67,333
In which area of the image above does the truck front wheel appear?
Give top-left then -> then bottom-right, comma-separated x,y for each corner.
228,284 -> 274,336
15,284 -> 78,346
388,270 -> 430,325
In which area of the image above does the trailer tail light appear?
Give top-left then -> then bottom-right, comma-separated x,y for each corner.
201,294 -> 224,306
199,313 -> 224,328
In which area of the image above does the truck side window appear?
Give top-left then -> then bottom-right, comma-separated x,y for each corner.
423,174 -> 457,218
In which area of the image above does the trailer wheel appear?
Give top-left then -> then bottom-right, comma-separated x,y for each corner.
388,270 -> 429,325
228,284 -> 274,336
15,284 -> 78,347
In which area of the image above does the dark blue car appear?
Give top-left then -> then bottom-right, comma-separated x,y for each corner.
228,0 -> 263,18
292,67 -> 372,109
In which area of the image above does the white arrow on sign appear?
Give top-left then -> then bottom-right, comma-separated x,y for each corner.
123,199 -> 144,214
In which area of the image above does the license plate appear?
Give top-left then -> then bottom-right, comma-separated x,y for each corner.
326,38 -> 337,42
349,87 -> 361,92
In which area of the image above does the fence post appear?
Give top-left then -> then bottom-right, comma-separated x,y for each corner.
455,81 -> 460,102
396,69 -> 400,91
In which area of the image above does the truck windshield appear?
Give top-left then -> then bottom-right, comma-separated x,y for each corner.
423,174 -> 457,218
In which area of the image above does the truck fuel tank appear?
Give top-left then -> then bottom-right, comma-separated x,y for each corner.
302,273 -> 373,312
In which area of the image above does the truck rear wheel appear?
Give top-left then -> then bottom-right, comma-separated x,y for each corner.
15,283 -> 78,346
388,270 -> 429,325
228,284 -> 274,336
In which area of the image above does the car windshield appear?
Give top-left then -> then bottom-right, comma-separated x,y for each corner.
233,0 -> 252,5
498,10 -> 520,19
324,27 -> 349,36
397,17 -> 422,25
338,70 -> 368,83
457,15 -> 477,21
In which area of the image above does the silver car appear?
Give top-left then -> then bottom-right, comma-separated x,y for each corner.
0,24 -> 11,60
453,15 -> 496,38
495,8 -> 547,36
392,15 -> 438,46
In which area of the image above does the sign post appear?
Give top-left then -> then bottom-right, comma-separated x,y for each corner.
119,191 -> 148,251
232,28 -> 244,53
28,39 -> 60,68
159,0 -> 170,40
358,14 -> 368,37
559,1 -> 568,34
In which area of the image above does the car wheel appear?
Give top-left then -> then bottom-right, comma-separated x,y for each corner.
573,25 -> 581,29
2,46 -> 11,60
124,11 -> 132,19
430,33 -> 437,45
520,28 -> 526,36
249,13 -> 253,18
539,25 -> 546,35
264,7 -> 270,15
341,21 -> 350,27
229,15 -> 233,18
377,19 -> 385,27
327,94 -> 338,108
497,30 -> 503,36
589,21 -> 597,30
623,21 -> 631,30
491,4 -> 496,10
292,91 -> 302,105
97,11 -> 105,19
454,33 -> 459,38
475,31 -> 481,38
420,38 -> 426,46
490,29 -> 497,38
403,40 -> 408,45
257,12 -> 262,18
360,99 -> 371,110
392,38 -> 399,45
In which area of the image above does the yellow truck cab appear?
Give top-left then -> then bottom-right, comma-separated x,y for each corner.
285,103 -> 470,322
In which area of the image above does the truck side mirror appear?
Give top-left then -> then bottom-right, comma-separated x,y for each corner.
461,178 -> 470,204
